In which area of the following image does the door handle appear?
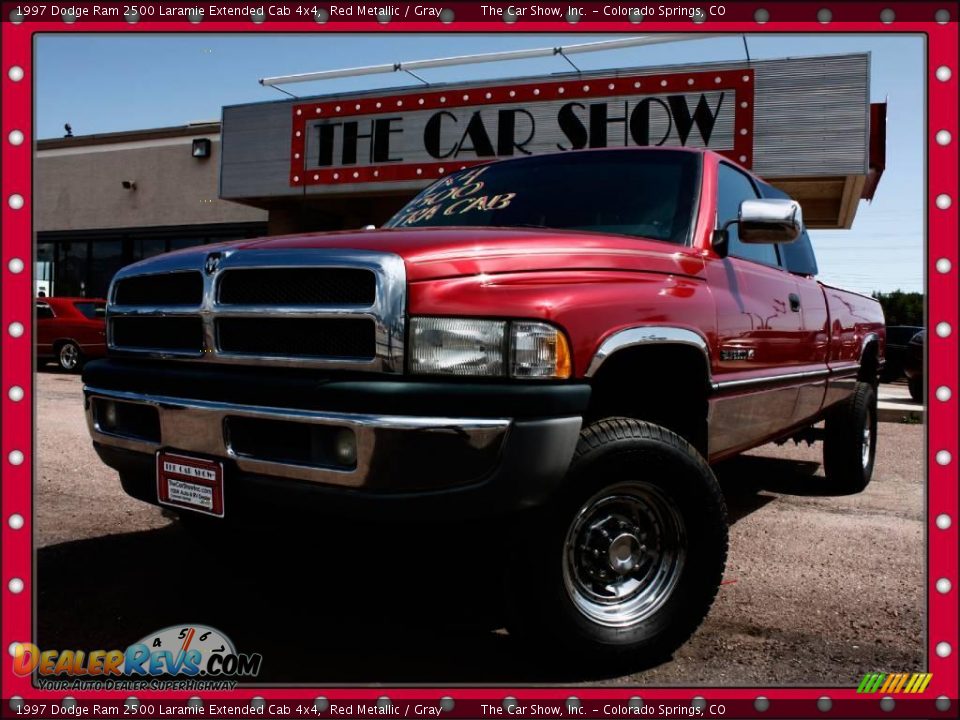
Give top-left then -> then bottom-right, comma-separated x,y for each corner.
788,293 -> 801,312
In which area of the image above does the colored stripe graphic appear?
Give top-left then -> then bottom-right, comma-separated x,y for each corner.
858,673 -> 885,693
892,673 -> 909,693
879,674 -> 897,693
857,672 -> 932,693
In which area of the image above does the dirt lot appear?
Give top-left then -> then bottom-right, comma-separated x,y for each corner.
34,370 -> 924,686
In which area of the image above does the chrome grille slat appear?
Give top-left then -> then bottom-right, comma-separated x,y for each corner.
106,249 -> 406,373
218,267 -> 376,306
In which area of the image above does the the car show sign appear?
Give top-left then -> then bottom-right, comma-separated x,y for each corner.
287,68 -> 753,187
220,53 -> 875,228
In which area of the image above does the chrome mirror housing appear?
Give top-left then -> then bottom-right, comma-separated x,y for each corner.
737,198 -> 803,244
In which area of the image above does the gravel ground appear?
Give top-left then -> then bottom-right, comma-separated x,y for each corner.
34,370 -> 924,686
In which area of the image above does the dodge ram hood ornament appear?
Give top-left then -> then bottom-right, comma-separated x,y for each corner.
204,252 -> 222,275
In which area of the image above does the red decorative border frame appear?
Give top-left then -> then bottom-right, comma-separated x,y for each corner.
289,69 -> 755,186
1,3 -> 957,718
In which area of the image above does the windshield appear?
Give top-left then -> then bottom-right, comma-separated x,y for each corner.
384,149 -> 700,244
74,301 -> 106,320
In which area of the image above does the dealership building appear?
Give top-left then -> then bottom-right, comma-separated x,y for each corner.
35,52 -> 884,299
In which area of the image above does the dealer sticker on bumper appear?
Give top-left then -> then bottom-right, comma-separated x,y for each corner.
157,451 -> 224,518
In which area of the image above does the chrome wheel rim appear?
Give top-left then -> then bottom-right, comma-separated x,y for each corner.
563,481 -> 686,628
59,344 -> 78,370
861,409 -> 873,469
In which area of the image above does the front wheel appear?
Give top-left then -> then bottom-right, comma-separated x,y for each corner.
57,341 -> 82,372
823,381 -> 878,494
504,418 -> 728,665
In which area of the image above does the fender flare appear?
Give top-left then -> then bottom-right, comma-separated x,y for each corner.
584,326 -> 712,381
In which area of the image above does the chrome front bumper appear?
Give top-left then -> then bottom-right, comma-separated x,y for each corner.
84,386 -> 511,490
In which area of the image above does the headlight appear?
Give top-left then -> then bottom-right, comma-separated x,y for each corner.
409,317 -> 506,376
409,317 -> 571,379
511,321 -> 572,378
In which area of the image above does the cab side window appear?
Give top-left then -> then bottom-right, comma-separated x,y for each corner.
36,303 -> 55,320
717,163 -> 780,268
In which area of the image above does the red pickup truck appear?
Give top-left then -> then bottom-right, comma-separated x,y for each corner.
83,147 -> 884,663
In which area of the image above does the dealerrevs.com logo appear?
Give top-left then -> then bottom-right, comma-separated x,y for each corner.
12,624 -> 262,691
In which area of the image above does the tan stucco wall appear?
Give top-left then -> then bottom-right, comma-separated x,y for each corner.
35,135 -> 267,232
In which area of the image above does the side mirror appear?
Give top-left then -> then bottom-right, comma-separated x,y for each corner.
737,198 -> 803,244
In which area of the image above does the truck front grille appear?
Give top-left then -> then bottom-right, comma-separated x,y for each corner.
218,268 -> 376,306
106,249 -> 405,372
216,317 -> 376,359
113,272 -> 203,306
110,317 -> 204,352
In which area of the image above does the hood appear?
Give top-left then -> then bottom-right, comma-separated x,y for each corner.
197,226 -> 705,282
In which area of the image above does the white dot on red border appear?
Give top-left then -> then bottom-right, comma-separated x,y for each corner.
936,322 -> 952,338
8,386 -> 24,402
8,450 -> 24,466
8,66 -> 25,82
8,322 -> 24,338
936,514 -> 952,530
8,130 -> 24,146
936,578 -> 952,593
8,194 -> 24,210
936,66 -> 952,82
8,258 -> 24,274
936,450 -> 952,466
936,642 -> 952,657
936,130 -> 952,145
8,514 -> 24,530
936,386 -> 951,402
935,194 -> 952,209
817,8 -> 832,23
754,8 -> 769,23
936,258 -> 952,273
8,578 -> 23,594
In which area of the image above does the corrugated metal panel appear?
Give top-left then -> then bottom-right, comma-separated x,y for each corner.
220,52 -> 869,200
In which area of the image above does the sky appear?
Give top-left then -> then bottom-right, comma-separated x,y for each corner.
35,33 -> 924,294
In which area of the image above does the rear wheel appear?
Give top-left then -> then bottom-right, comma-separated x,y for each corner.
823,381 -> 877,494
504,418 -> 728,665
57,341 -> 82,372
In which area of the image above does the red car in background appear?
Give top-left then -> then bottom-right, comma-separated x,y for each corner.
36,297 -> 107,372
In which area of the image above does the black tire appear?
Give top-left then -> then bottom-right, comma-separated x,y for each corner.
908,376 -> 923,403
57,341 -> 83,372
504,418 -> 728,666
823,381 -> 878,494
